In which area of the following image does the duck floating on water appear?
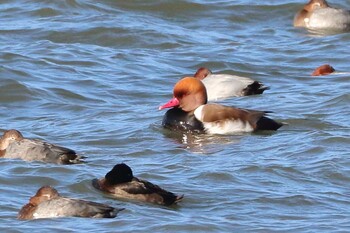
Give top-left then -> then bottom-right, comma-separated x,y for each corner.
159,77 -> 282,134
92,163 -> 184,206
18,186 -> 123,219
194,67 -> 268,101
0,129 -> 84,164
294,0 -> 350,31
311,64 -> 335,76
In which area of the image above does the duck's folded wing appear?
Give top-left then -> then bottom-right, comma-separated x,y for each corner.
6,139 -> 81,164
5,139 -> 50,161
34,197 -> 122,218
197,104 -> 265,123
119,178 -> 164,194
40,140 -> 76,156
203,74 -> 253,99
41,140 -> 82,164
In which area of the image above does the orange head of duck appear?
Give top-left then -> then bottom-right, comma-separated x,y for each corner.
159,77 -> 208,112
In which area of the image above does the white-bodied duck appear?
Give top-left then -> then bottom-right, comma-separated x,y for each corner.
194,67 -> 268,101
294,0 -> 350,31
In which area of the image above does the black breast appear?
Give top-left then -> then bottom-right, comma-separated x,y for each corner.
162,108 -> 204,132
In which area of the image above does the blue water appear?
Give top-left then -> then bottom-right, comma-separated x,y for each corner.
1,0 -> 350,232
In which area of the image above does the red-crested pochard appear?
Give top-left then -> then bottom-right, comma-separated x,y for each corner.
0,129 -> 84,164
311,64 -> 335,76
92,163 -> 184,206
159,77 -> 282,134
194,67 -> 268,101
18,186 -> 123,219
294,0 -> 350,31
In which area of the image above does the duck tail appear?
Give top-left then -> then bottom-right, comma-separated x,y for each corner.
175,194 -> 184,203
107,208 -> 125,218
256,116 -> 283,131
163,193 -> 184,206
243,81 -> 269,95
61,154 -> 86,164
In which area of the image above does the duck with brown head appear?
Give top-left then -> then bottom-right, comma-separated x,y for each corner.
294,0 -> 350,31
92,163 -> 184,206
18,186 -> 123,219
194,67 -> 268,101
0,129 -> 84,164
159,77 -> 282,134
311,64 -> 335,76
159,77 -> 207,132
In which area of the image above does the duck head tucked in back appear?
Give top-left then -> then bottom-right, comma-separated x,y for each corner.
92,163 -> 184,206
18,186 -> 60,219
194,67 -> 268,100
0,129 -> 24,154
294,0 -> 350,31
18,186 -> 122,219
194,67 -> 212,80
311,64 -> 335,76
294,0 -> 330,27
29,186 -> 59,205
0,129 -> 84,164
159,77 -> 282,134
105,163 -> 134,185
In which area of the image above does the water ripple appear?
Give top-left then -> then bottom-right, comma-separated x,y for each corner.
1,0 -> 349,232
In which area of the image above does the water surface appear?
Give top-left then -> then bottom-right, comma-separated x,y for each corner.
1,0 -> 350,232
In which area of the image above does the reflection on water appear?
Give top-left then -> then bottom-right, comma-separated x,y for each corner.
161,129 -> 243,153
305,27 -> 350,37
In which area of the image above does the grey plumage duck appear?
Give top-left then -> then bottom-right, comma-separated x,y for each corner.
0,129 -> 84,164
18,186 -> 123,219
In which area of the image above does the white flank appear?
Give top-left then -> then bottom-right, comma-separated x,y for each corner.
203,120 -> 254,135
309,8 -> 350,30
201,74 -> 254,101
193,105 -> 205,121
194,105 -> 254,134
